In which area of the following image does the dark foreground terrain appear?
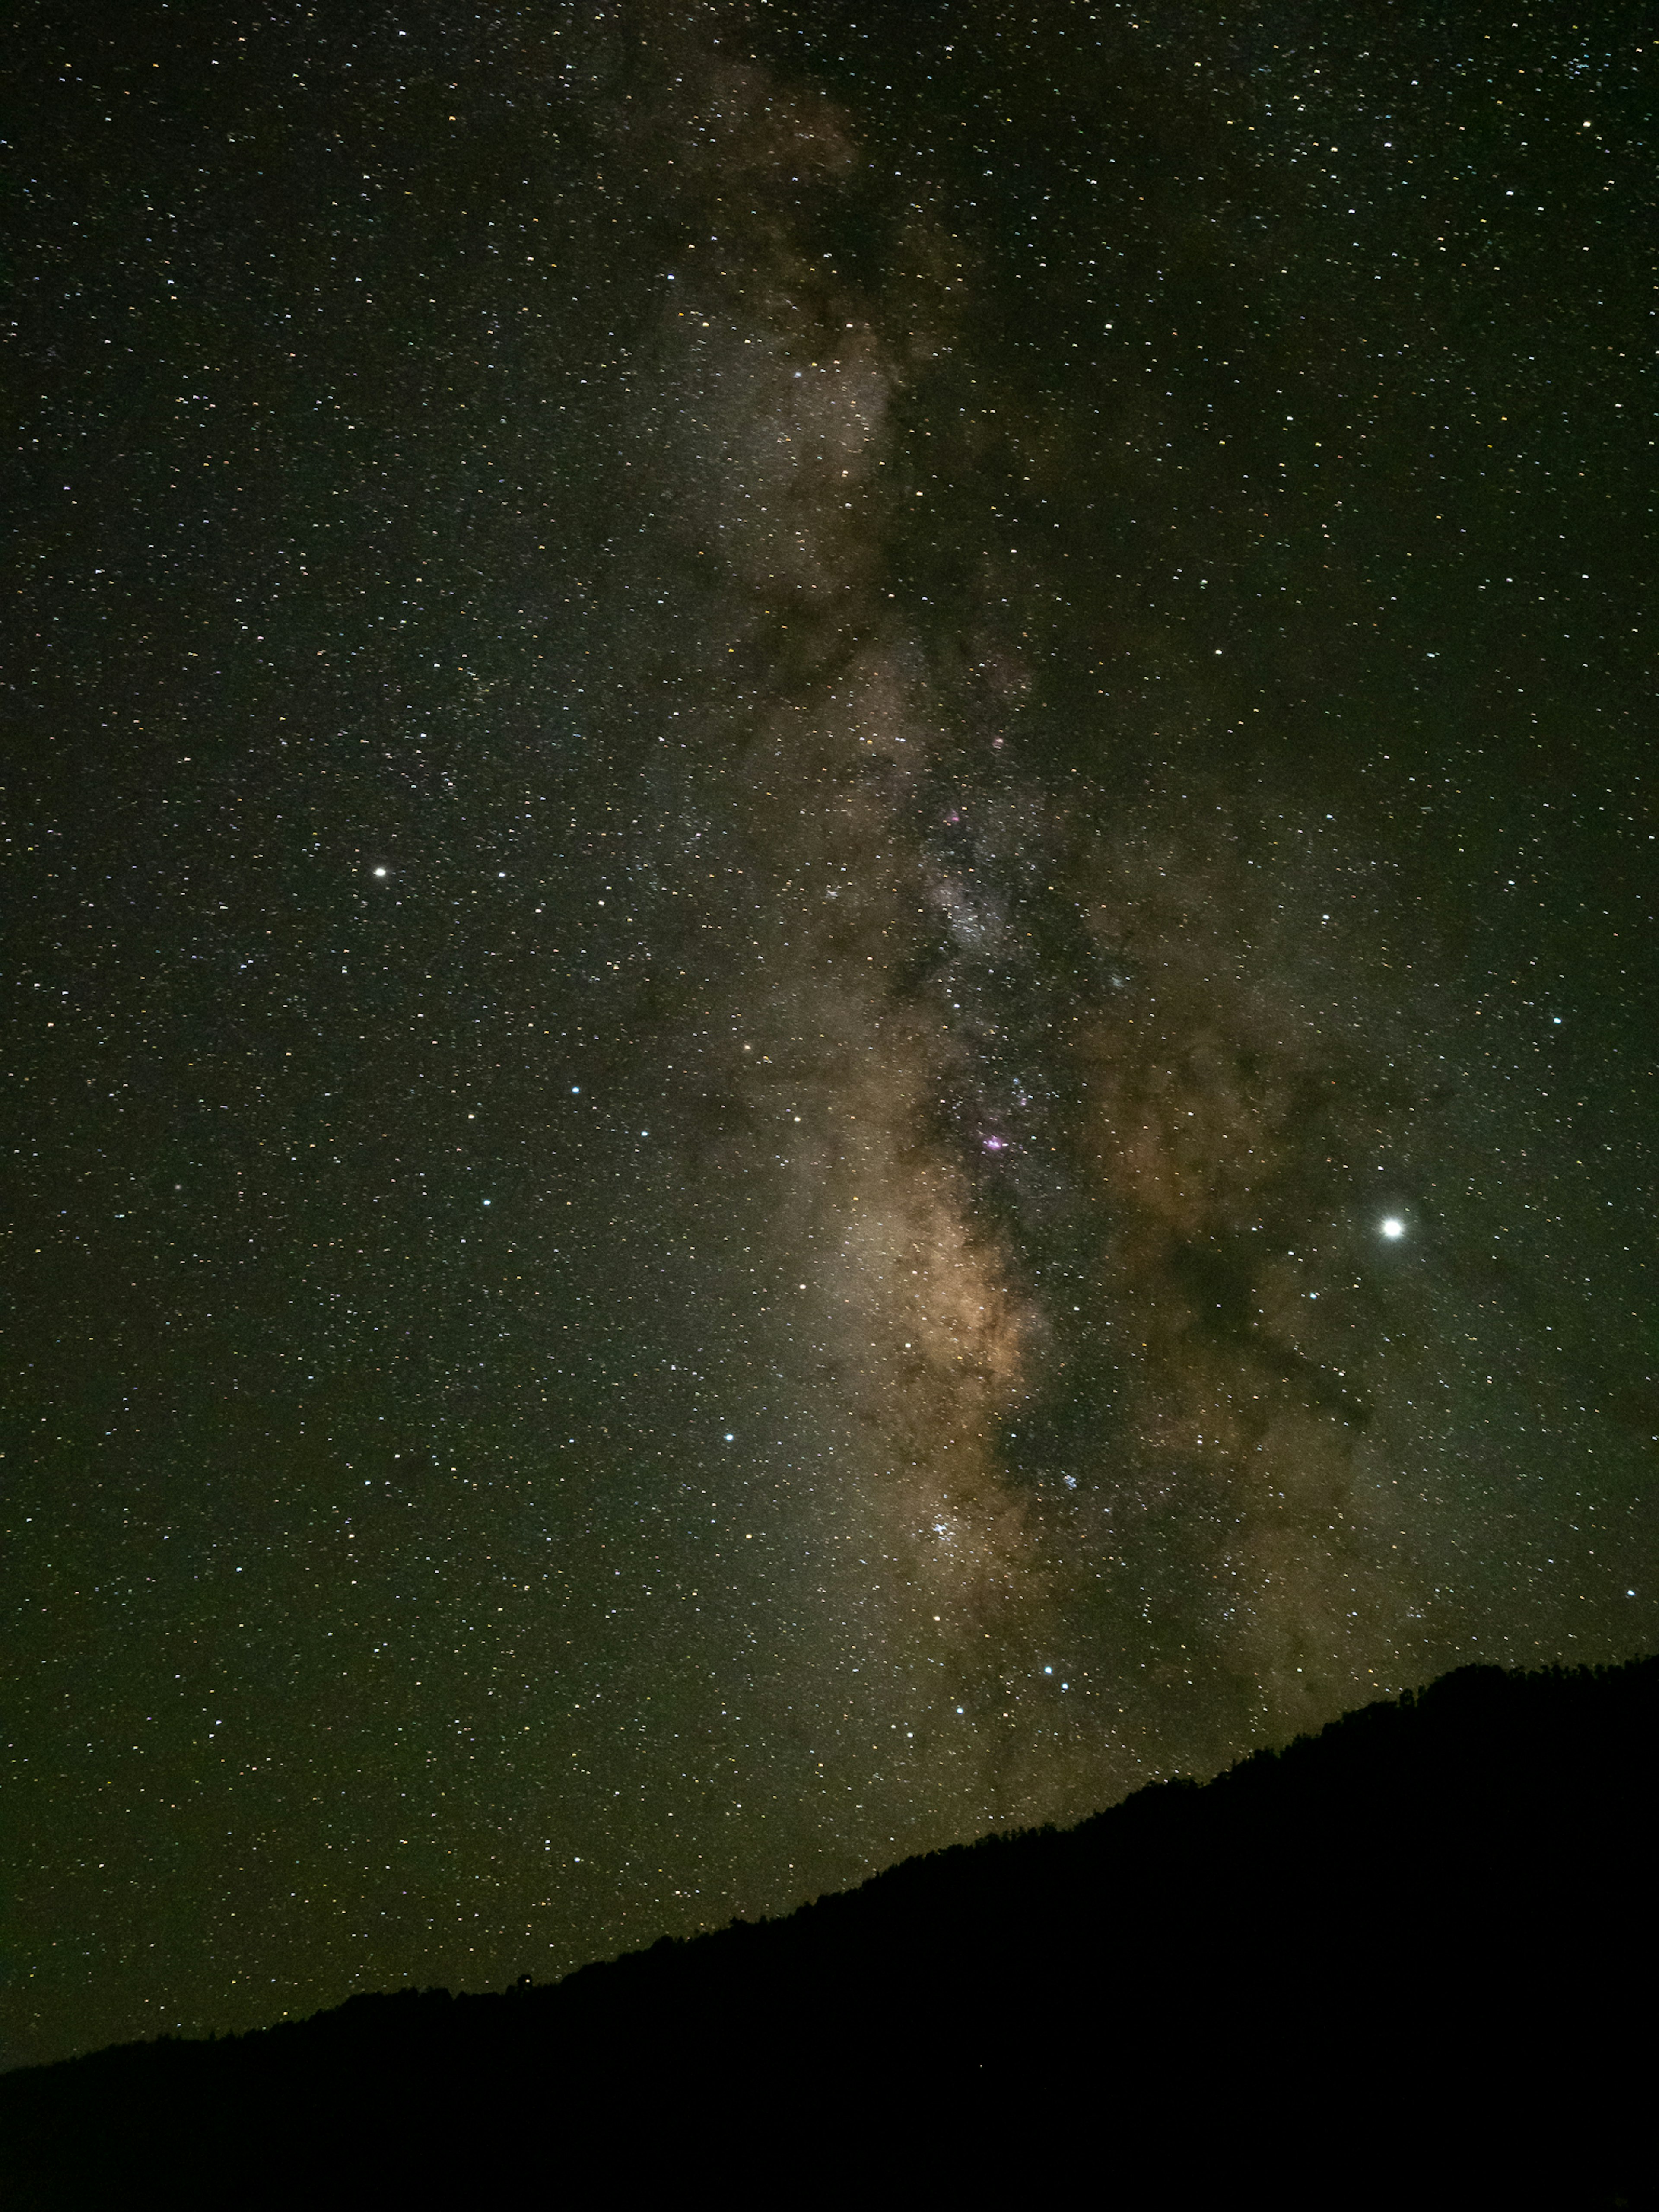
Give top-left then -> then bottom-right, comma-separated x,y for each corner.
4,1657 -> 1655,2207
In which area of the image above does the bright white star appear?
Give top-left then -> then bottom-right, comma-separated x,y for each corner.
1381,1217 -> 1405,1239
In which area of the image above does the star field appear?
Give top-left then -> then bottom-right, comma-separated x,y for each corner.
5,0 -> 1654,2068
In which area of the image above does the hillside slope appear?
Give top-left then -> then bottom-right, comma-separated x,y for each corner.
4,1657 -> 1654,2207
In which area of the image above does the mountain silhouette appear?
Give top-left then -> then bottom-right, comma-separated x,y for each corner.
3,1656 -> 1654,2208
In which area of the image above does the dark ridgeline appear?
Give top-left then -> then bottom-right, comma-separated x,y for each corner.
3,1657 -> 1653,2207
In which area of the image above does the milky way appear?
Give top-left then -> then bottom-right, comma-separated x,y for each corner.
7,1 -> 1653,2066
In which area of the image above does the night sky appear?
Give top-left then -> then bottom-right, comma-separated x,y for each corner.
7,0 -> 1654,2070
